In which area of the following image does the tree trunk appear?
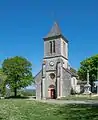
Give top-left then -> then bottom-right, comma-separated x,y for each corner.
14,88 -> 17,97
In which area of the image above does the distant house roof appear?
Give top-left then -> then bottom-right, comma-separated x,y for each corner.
43,22 -> 68,42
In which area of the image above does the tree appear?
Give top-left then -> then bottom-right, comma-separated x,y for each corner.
78,54 -> 98,84
0,69 -> 7,96
2,56 -> 33,97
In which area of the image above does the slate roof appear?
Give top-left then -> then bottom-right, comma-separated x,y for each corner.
63,67 -> 78,77
44,22 -> 68,43
70,67 -> 78,77
34,70 -> 42,82
45,22 -> 61,39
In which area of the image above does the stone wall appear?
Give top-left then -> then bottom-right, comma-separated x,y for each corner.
62,68 -> 71,97
35,71 -> 42,99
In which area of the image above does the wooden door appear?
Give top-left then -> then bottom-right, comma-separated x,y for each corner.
51,89 -> 55,99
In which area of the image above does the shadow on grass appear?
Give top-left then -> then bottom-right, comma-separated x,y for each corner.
5,95 -> 29,99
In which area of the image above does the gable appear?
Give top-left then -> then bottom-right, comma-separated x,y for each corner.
34,70 -> 42,83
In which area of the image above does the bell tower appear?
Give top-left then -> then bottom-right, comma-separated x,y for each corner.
42,22 -> 69,99
43,22 -> 68,68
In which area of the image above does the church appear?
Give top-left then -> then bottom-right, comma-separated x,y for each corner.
35,22 -> 80,99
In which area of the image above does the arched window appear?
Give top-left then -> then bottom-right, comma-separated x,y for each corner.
53,41 -> 55,53
50,41 -> 52,54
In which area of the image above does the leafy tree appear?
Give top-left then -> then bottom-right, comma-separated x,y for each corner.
2,56 -> 33,97
78,54 -> 98,84
0,69 -> 7,96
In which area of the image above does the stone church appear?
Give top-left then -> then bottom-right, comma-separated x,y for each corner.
35,22 -> 80,99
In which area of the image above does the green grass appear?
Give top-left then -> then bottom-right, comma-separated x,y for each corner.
0,99 -> 98,120
58,95 -> 98,101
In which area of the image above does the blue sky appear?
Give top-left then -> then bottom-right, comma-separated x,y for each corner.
0,0 -> 98,76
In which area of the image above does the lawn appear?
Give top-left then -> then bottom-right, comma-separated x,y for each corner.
0,99 -> 98,120
58,95 -> 98,101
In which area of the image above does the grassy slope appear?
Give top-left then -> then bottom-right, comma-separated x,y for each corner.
0,100 -> 98,120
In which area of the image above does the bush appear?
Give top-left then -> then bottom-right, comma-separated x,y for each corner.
71,88 -> 76,95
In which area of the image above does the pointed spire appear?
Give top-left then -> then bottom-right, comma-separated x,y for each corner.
44,22 -> 62,39
44,22 -> 68,43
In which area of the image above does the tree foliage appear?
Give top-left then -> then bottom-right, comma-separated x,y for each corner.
78,54 -> 98,84
2,56 -> 33,97
0,69 -> 7,96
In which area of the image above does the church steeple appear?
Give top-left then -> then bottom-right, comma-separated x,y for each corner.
43,22 -> 68,61
45,22 -> 61,39
44,22 -> 68,43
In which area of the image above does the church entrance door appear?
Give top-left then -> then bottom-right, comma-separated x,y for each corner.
50,89 -> 55,99
48,84 -> 56,99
